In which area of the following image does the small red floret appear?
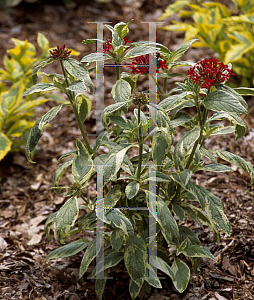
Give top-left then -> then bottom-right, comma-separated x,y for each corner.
130,53 -> 167,75
187,58 -> 235,89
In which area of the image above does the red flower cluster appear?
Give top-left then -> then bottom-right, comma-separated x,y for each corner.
130,53 -> 167,75
103,37 -> 131,53
49,45 -> 72,59
187,58 -> 235,89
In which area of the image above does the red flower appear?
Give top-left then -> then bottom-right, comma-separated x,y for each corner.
130,53 -> 167,75
103,37 -> 131,54
103,38 -> 113,53
49,45 -> 72,59
187,58 -> 235,89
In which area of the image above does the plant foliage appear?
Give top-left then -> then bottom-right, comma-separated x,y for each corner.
24,21 -> 254,299
159,0 -> 254,87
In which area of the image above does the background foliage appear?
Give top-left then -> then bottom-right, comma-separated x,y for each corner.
159,0 -> 254,87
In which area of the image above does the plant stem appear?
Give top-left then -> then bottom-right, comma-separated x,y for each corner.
137,104 -> 143,179
151,74 -> 164,100
185,106 -> 208,169
115,62 -> 120,80
163,77 -> 167,95
60,60 -> 92,154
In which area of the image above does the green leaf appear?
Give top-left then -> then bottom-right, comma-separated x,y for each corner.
126,181 -> 140,199
156,196 -> 179,244
150,255 -> 174,280
22,83 -> 60,96
75,94 -> 92,124
169,39 -> 198,62
104,184 -> 122,208
200,148 -> 217,163
95,269 -> 108,300
181,245 -> 216,261
109,116 -> 130,130
207,111 -> 247,141
102,101 -> 131,127
76,211 -> 97,231
204,87 -> 248,114
91,251 -> 124,277
121,72 -> 138,93
174,126 -> 200,171
178,225 -> 201,246
124,234 -> 147,287
58,150 -> 77,161
79,232 -> 104,278
82,38 -> 104,45
172,173 -> 231,234
0,132 -> 12,161
145,266 -> 162,288
158,92 -> 191,112
64,58 -> 94,94
172,203 -> 185,221
115,21 -> 131,38
181,205 -> 203,228
66,80 -> 87,92
101,144 -> 133,183
32,57 -> 54,84
81,52 -> 112,63
129,279 -> 142,300
12,98 -> 48,115
25,104 -> 63,163
72,139 -> 93,185
105,209 -> 134,236
234,87 -> 254,95
37,32 -> 49,53
110,227 -> 125,251
52,158 -> 73,194
44,211 -> 57,239
134,109 -> 148,125
123,45 -> 157,59
172,257 -> 190,293
214,150 -> 254,185
111,79 -> 131,103
152,132 -> 172,166
202,163 -> 233,172
142,171 -> 171,183
55,196 -> 79,244
158,0 -> 189,20
169,113 -> 193,128
206,126 -> 235,136
46,238 -> 91,262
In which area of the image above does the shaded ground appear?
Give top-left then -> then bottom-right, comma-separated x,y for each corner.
1,1 -> 254,299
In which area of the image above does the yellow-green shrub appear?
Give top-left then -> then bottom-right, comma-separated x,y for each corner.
159,0 -> 254,86
0,33 -> 51,161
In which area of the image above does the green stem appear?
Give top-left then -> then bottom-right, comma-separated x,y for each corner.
186,105 -> 208,169
137,104 -> 143,179
163,77 -> 167,95
115,62 -> 120,80
60,60 -> 92,154
151,74 -> 164,100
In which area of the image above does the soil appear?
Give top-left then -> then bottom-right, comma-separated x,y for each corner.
1,1 -> 254,299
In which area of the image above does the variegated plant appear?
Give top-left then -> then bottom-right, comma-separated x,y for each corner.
159,0 -> 254,87
0,33 -> 79,161
24,21 -> 254,299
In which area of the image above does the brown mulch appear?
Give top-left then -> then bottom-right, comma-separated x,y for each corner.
1,1 -> 254,299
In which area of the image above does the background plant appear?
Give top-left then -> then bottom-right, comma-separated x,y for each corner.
159,0 -> 254,87
23,21 -> 254,299
0,33 -> 51,161
0,33 -> 79,161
